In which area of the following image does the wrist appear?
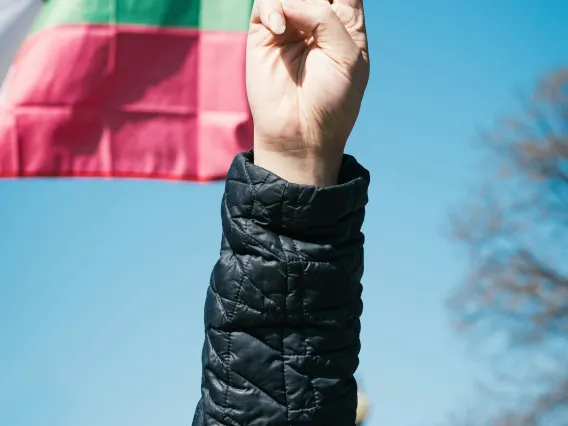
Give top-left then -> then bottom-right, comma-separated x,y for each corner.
253,148 -> 343,187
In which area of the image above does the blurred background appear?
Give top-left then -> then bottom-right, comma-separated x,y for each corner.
1,1 -> 567,425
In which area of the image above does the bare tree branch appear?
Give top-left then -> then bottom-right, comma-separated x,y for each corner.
448,67 -> 568,425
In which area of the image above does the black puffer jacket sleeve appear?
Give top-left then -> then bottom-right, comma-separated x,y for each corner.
193,151 -> 370,426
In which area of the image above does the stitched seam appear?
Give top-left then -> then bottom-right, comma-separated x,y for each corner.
223,260 -> 252,413
209,320 -> 323,416
210,277 -> 231,322
242,163 -> 270,235
230,251 -> 280,308
203,333 -> 241,425
223,330 -> 232,414
209,321 -> 358,356
292,244 -> 321,411
209,345 -> 289,411
292,187 -> 306,354
241,158 -> 253,199
278,182 -> 290,424
222,170 -> 269,421
203,387 -> 241,425
210,291 -> 273,317
278,234 -> 291,424
223,198 -> 285,262
223,251 -> 252,414
279,181 -> 289,227
293,187 -> 320,411
249,173 -> 269,223
228,254 -> 253,322
211,291 -> 230,322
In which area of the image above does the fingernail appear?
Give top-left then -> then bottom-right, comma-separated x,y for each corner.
269,12 -> 286,35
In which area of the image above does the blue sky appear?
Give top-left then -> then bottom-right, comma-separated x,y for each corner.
1,1 -> 567,425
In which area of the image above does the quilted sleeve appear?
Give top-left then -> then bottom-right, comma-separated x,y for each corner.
194,151 -> 370,426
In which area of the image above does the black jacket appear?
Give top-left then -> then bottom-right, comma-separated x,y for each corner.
193,151 -> 370,426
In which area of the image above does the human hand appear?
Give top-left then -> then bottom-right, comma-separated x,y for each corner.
246,0 -> 370,186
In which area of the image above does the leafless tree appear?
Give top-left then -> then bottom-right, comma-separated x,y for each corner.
448,68 -> 568,425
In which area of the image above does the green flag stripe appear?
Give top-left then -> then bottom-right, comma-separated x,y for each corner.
32,0 -> 254,34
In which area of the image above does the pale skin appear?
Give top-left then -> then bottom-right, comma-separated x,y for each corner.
247,0 -> 370,187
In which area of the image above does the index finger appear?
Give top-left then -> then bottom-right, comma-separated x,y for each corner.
251,0 -> 287,35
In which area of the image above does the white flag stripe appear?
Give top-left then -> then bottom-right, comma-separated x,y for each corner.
0,0 -> 42,84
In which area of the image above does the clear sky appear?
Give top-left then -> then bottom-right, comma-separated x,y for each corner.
1,1 -> 567,425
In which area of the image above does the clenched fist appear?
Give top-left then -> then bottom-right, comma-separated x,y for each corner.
246,0 -> 370,186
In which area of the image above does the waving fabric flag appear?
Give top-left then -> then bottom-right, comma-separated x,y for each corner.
0,0 -> 253,181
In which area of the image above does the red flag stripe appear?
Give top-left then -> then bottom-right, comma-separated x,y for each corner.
0,24 -> 252,181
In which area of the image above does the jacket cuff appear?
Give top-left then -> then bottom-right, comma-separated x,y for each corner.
224,150 -> 370,238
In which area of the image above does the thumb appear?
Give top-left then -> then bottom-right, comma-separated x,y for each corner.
281,0 -> 359,64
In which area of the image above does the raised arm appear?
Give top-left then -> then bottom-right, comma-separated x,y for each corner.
194,1 -> 370,424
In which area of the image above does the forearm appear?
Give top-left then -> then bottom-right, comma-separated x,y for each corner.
197,151 -> 370,426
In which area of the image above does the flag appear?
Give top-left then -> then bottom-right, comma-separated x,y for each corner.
0,0 -> 254,181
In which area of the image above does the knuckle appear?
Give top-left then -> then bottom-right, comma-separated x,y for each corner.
316,3 -> 335,21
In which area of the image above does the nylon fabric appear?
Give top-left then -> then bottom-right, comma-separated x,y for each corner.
194,151 -> 370,425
